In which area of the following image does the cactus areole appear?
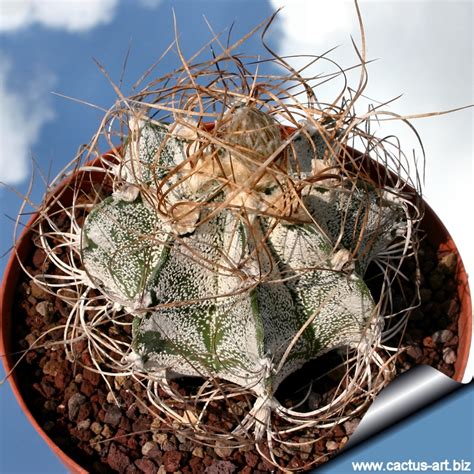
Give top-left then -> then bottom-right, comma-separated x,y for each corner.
80,106 -> 408,438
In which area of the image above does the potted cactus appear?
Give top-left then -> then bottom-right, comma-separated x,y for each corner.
79,107 -> 411,437
1,15 -> 471,473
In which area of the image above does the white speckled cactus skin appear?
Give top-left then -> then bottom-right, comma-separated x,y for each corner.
80,107 -> 407,436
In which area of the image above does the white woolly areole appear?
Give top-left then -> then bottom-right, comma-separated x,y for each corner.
125,350 -> 144,370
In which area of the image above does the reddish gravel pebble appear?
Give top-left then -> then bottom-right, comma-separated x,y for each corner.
107,443 -> 131,474
76,402 -> 91,422
162,450 -> 184,472
204,460 -> 237,473
54,370 -> 67,390
130,416 -> 150,433
134,458 -> 157,474
83,368 -> 101,386
80,380 -> 96,397
32,248 -> 48,269
190,456 -> 205,473
244,451 -> 259,468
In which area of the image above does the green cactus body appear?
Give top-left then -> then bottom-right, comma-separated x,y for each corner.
267,222 -> 374,355
80,110 -> 404,412
81,195 -> 168,307
304,184 -> 406,274
124,121 -> 187,185
289,122 -> 338,173
135,210 -> 265,384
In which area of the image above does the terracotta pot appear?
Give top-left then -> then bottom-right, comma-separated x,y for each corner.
0,146 -> 471,471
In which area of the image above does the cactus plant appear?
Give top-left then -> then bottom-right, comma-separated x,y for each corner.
18,15 -> 422,470
78,106 -> 411,440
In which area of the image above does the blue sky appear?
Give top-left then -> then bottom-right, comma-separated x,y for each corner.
0,1 -> 472,472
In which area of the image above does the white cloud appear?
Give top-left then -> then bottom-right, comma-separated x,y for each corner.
0,56 -> 56,184
0,0 -> 120,33
270,1 -> 353,47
